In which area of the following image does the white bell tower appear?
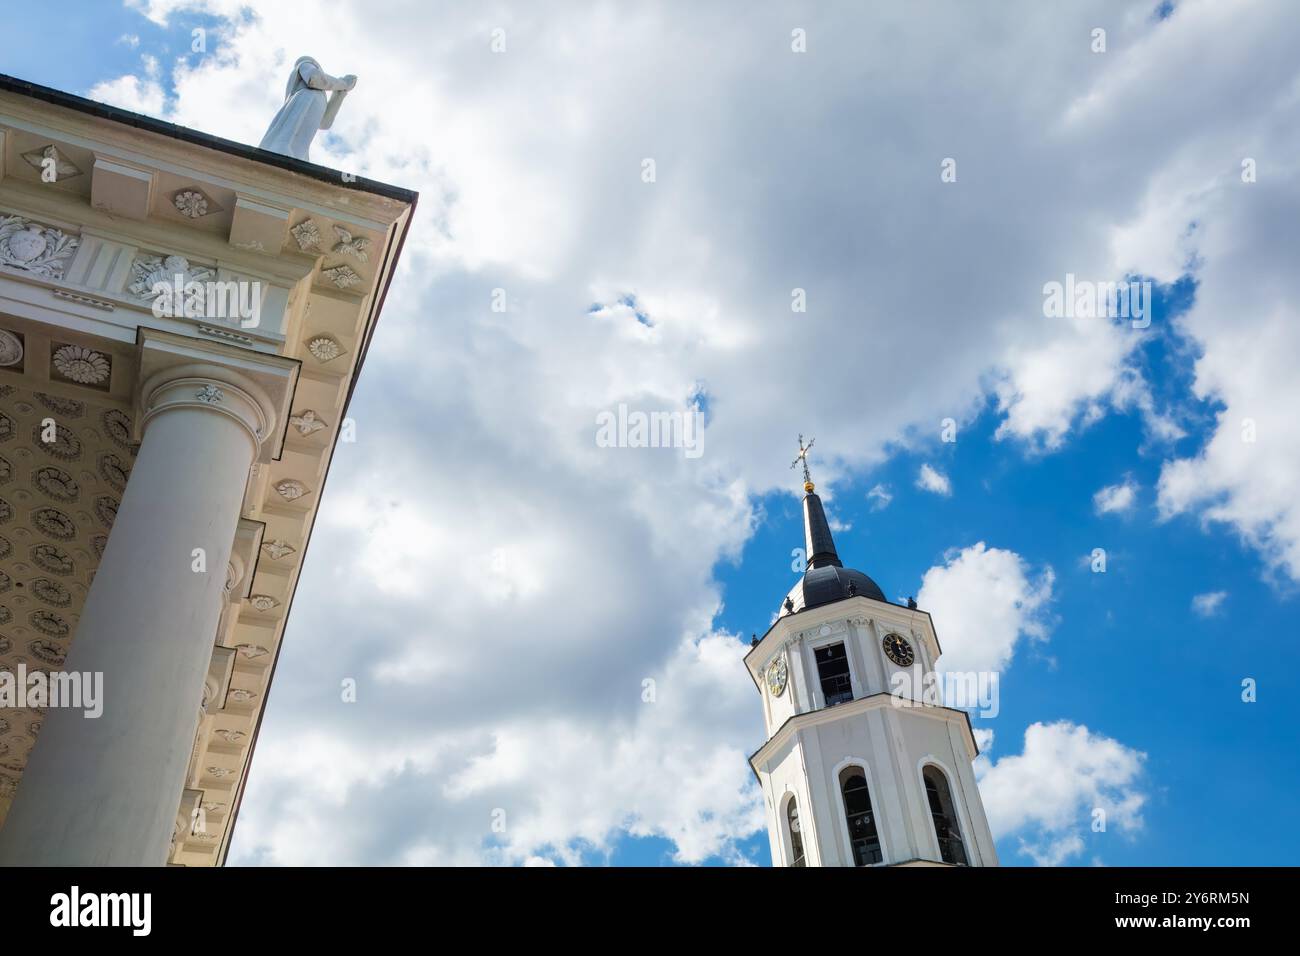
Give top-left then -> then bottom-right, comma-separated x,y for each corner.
745,442 -> 998,867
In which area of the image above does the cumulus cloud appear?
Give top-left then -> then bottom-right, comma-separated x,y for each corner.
976,721 -> 1147,866
916,464 -> 952,497
866,483 -> 892,511
62,0 -> 1299,863
1191,590 -> 1227,617
87,53 -> 165,113
918,542 -> 1054,675
1093,478 -> 1138,515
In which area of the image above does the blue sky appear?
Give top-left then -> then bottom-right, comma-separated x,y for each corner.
5,1 -> 1297,866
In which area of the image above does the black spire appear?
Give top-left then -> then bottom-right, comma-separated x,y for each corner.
780,434 -> 888,613
803,491 -> 843,569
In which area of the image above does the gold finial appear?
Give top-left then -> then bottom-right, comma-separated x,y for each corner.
791,434 -> 815,493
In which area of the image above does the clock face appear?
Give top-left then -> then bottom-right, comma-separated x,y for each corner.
767,657 -> 789,697
882,633 -> 915,667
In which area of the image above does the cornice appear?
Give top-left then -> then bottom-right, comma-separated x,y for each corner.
0,83 -> 414,226
748,692 -> 980,772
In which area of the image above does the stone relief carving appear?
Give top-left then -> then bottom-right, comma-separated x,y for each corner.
195,384 -> 224,405
261,539 -> 295,560
20,145 -> 82,180
275,479 -> 308,501
97,454 -> 129,492
30,544 -> 74,576
32,507 -> 76,540
33,466 -> 79,502
29,610 -> 70,638
289,409 -> 328,436
31,578 -> 71,607
102,409 -> 139,454
322,264 -> 363,289
27,639 -> 66,665
172,189 -> 213,219
0,216 -> 80,279
235,643 -> 269,660
32,421 -> 82,460
127,254 -> 214,311
51,344 -> 110,386
35,392 -> 85,417
291,219 -> 322,251
0,329 -> 23,367
306,335 -> 344,363
249,594 -> 279,612
331,225 -> 370,262
94,495 -> 119,529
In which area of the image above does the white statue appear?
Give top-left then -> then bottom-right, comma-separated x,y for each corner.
259,56 -> 357,162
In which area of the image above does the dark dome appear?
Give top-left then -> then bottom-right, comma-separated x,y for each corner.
782,564 -> 886,615
777,484 -> 887,616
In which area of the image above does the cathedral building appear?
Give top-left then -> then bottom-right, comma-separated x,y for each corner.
746,460 -> 998,866
0,73 -> 415,865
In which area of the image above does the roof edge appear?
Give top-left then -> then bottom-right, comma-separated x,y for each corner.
0,73 -> 418,205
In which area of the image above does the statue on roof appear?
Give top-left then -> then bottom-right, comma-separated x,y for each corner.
258,56 -> 356,162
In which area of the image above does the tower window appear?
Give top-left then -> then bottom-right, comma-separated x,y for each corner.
786,796 -> 806,867
815,643 -> 853,706
923,766 -> 969,866
838,767 -> 883,866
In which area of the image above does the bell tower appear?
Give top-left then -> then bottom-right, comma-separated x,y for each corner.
745,441 -> 998,867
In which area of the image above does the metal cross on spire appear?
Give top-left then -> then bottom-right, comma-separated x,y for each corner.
791,434 -> 816,492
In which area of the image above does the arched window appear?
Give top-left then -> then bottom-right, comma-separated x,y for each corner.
838,767 -> 882,866
923,765 -> 968,865
785,796 -> 806,867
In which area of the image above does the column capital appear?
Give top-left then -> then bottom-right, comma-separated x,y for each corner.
133,328 -> 300,462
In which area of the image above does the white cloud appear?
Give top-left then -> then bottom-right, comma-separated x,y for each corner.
1191,590 -> 1227,617
917,542 -> 1054,675
916,464 -> 952,497
976,721 -> 1147,866
1093,478 -> 1138,515
866,483 -> 892,511
87,53 -> 164,114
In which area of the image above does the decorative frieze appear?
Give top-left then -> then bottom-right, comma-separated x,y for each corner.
128,254 -> 214,310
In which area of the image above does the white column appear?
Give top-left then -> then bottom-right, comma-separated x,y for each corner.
0,343 -> 291,865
